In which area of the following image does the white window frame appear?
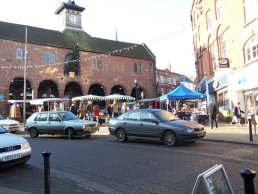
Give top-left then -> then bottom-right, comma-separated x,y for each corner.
219,34 -> 227,58
215,0 -> 222,20
210,43 -> 218,72
244,34 -> 258,63
243,0 -> 258,24
206,9 -> 212,30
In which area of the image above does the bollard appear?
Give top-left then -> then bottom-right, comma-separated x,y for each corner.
42,151 -> 51,194
240,169 -> 256,194
248,118 -> 253,142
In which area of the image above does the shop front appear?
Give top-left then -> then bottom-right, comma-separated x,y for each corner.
208,74 -> 231,121
233,63 -> 258,124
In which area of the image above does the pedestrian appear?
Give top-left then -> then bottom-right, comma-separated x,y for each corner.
234,102 -> 244,127
70,103 -> 78,116
78,104 -> 86,119
53,102 -> 61,111
208,100 -> 219,129
107,103 -> 113,118
139,102 -> 146,109
121,102 -> 130,113
38,105 -> 44,112
112,100 -> 119,117
86,101 -> 93,121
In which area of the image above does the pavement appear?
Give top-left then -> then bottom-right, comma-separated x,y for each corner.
1,122 -> 258,194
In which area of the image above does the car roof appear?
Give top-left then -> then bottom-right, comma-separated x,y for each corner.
37,111 -> 68,113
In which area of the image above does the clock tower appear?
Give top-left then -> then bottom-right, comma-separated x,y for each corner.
55,0 -> 85,31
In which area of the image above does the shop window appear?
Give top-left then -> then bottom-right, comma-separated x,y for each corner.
218,91 -> 229,110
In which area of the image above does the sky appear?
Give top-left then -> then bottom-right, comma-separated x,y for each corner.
0,0 -> 196,77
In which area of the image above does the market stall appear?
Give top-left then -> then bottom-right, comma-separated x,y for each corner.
160,84 -> 207,122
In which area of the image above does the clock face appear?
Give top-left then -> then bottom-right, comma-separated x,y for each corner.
69,15 -> 78,24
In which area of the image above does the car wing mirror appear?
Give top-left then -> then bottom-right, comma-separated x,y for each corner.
151,119 -> 159,124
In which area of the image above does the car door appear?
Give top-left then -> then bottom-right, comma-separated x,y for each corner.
47,113 -> 63,134
33,113 -> 49,133
139,111 -> 161,138
122,111 -> 141,136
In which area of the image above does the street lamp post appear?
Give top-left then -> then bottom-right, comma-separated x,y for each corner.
134,79 -> 139,101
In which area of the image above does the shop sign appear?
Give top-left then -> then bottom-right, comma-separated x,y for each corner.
213,81 -> 219,89
238,77 -> 246,85
218,58 -> 229,68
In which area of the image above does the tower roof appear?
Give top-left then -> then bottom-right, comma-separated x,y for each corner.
55,0 -> 85,15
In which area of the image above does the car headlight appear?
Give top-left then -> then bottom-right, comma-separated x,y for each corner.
82,124 -> 87,129
185,128 -> 194,133
21,142 -> 30,149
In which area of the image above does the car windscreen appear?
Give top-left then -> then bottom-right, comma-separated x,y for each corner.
153,110 -> 179,122
0,114 -> 6,120
59,112 -> 78,121
0,126 -> 7,134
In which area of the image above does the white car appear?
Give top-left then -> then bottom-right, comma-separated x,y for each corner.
0,126 -> 31,168
0,113 -> 20,133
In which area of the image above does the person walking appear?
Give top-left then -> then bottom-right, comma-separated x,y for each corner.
234,102 -> 244,127
86,101 -> 93,121
112,101 -> 119,117
208,100 -> 218,129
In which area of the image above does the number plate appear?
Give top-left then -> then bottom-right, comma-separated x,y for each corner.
3,154 -> 22,161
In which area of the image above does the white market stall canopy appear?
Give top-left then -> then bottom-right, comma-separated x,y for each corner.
72,95 -> 105,101
72,94 -> 135,101
103,94 -> 135,101
8,98 -> 69,105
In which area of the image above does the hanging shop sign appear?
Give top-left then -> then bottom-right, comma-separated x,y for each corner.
218,58 -> 229,68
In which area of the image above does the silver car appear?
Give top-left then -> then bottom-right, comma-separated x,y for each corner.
0,126 -> 31,169
25,111 -> 99,139
0,113 -> 20,133
108,109 -> 206,146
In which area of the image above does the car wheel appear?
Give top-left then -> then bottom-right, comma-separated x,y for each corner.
115,128 -> 127,142
29,128 -> 39,138
163,131 -> 177,146
67,128 -> 75,140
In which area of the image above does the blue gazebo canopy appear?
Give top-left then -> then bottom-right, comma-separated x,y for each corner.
160,84 -> 206,101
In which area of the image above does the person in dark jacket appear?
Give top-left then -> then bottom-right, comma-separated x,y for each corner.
208,100 -> 219,129
234,102 -> 244,127
70,103 -> 78,116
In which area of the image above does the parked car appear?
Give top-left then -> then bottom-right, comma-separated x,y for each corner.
25,111 -> 99,139
108,109 -> 206,146
0,126 -> 31,169
0,113 -> 20,133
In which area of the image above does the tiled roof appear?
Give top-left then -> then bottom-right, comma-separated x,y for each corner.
0,21 -> 155,61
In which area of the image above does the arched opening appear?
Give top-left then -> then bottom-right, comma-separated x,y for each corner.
88,83 -> 105,109
64,81 -> 83,100
9,77 -> 32,100
111,85 -> 125,95
131,86 -> 144,101
38,80 -> 58,98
